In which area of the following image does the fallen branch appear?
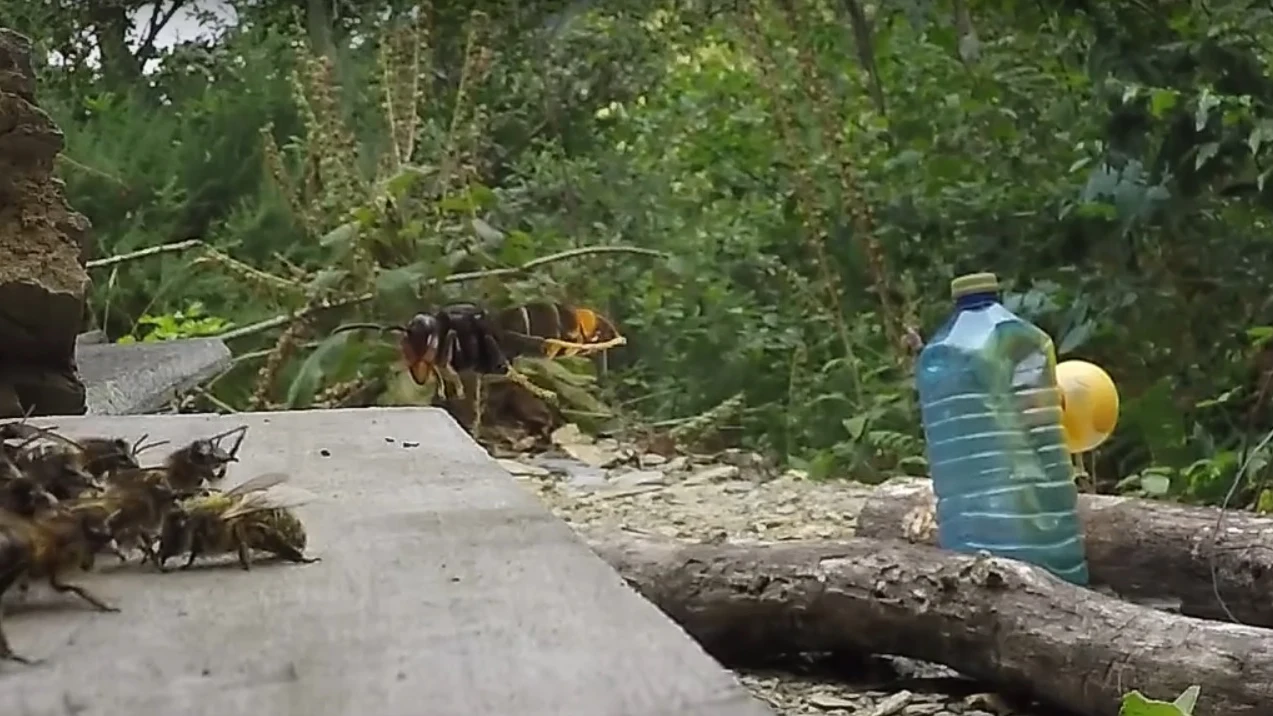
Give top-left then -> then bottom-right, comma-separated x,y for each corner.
855,477 -> 1273,627
214,244 -> 666,341
583,529 -> 1273,716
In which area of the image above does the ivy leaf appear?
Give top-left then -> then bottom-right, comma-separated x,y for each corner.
1195,88 -> 1220,131
1139,473 -> 1172,496
842,415 -> 868,439
1194,142 -> 1220,171
1058,320 -> 1095,354
285,330 -> 354,409
374,262 -> 429,308
1149,88 -> 1178,118
307,268 -> 349,295
321,222 -> 359,248
1118,686 -> 1200,716
471,217 -> 506,244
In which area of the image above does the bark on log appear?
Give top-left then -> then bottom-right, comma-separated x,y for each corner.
584,529 -> 1273,716
856,477 -> 1273,627
0,28 -> 90,417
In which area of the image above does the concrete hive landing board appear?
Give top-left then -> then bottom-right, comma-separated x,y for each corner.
2,408 -> 772,716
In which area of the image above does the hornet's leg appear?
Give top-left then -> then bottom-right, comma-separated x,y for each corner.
435,332 -> 465,401
475,319 -> 557,402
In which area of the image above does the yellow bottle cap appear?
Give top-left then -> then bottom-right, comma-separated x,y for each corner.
950,272 -> 1000,299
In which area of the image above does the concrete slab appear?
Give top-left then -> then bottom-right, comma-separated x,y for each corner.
76,337 -> 231,415
2,408 -> 772,716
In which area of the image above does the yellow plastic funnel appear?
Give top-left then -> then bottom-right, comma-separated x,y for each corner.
1056,359 -> 1119,453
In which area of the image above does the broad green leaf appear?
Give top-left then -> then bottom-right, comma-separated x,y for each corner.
374,262 -> 429,306
1195,89 -> 1220,130
471,217 -> 505,243
1058,320 -> 1095,354
307,268 -> 349,294
285,331 -> 354,410
384,165 -> 432,199
843,415 -> 868,439
1149,89 -> 1178,118
1118,686 -> 1200,715
1140,473 -> 1172,496
1194,142 -> 1220,171
1172,686 -> 1200,713
321,222 -> 359,248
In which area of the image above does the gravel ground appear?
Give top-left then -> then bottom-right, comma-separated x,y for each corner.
490,426 -> 1036,716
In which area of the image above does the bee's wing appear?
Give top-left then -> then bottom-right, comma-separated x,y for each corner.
220,485 -> 319,520
225,471 -> 291,497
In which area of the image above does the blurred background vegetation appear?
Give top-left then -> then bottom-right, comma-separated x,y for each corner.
7,0 -> 1273,507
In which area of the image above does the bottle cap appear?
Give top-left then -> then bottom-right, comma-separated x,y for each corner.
950,272 -> 999,299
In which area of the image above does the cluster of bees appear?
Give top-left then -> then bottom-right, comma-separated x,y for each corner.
0,422 -> 320,666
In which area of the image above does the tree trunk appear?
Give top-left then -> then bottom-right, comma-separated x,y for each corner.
584,529 -> 1273,716
855,477 -> 1273,628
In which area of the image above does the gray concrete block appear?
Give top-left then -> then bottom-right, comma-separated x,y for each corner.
3,408 -> 773,716
76,337 -> 231,415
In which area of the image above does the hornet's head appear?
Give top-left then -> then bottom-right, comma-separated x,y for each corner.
401,313 -> 442,385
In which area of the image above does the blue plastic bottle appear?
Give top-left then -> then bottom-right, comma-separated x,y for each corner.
915,272 -> 1089,585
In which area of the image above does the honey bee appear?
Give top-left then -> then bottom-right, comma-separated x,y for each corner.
7,431 -> 100,502
158,425 -> 247,494
0,503 -> 120,665
79,433 -> 169,479
154,472 -> 320,572
73,468 -> 177,565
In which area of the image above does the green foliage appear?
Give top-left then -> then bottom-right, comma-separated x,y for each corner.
16,0 -> 1273,505
115,302 -> 234,344
1120,685 -> 1201,716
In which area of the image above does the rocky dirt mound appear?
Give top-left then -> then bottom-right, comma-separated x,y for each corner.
0,28 -> 91,416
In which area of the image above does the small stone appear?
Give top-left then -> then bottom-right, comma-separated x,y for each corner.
640,453 -> 667,466
903,704 -> 944,715
496,459 -> 549,477
610,469 -> 666,488
684,464 -> 741,485
962,693 -> 1010,714
866,691 -> 913,716
807,692 -> 857,709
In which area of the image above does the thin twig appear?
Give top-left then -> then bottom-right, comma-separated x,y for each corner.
192,385 -> 238,414
215,245 -> 666,341
86,239 -> 204,269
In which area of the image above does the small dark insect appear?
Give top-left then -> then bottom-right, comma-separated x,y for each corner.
155,472 -> 320,572
160,425 -> 248,494
80,433 -> 168,480
0,503 -> 120,665
333,301 -> 626,402
8,430 -> 100,502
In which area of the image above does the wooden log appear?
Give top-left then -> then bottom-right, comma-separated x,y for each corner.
855,477 -> 1273,627
584,528 -> 1273,716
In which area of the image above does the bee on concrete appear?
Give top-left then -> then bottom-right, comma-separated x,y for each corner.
79,433 -> 170,480
0,503 -> 120,665
5,427 -> 102,502
73,468 -> 178,565
158,425 -> 248,494
155,472 -> 320,572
